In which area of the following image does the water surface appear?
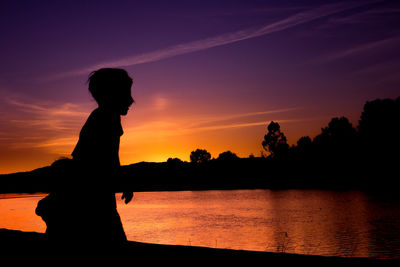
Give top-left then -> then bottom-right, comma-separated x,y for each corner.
1,190 -> 399,258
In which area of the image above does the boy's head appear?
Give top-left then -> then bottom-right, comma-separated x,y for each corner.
88,68 -> 134,115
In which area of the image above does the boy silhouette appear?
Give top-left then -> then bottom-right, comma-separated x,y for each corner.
36,68 -> 134,250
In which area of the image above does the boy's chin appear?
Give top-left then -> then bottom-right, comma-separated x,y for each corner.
120,109 -> 129,115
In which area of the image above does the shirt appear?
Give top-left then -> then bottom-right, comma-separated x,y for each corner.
72,108 -> 123,169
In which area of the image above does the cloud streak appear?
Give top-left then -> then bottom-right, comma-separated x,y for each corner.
1,95 -> 91,152
317,36 -> 400,63
50,0 -> 379,80
184,119 -> 298,133
317,6 -> 400,30
186,108 -> 299,128
7,98 -> 89,118
125,107 -> 301,138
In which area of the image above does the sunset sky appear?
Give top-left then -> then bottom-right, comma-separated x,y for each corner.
1,0 -> 399,174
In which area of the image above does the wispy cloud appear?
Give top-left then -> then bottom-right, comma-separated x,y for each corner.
184,119 -> 298,133
48,1 -> 379,80
317,6 -> 400,30
185,108 -> 299,128
1,94 -> 91,153
125,107 -> 301,137
1,91 -> 77,117
7,99 -> 89,117
317,36 -> 400,63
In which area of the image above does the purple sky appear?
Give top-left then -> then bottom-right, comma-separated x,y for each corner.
1,0 -> 400,173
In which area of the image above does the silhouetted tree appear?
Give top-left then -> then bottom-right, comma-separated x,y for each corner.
313,117 -> 357,154
262,121 -> 289,157
358,97 -> 400,156
297,136 -> 312,149
356,97 -> 400,186
323,117 -> 356,138
293,136 -> 313,156
167,158 -> 183,164
190,149 -> 211,164
217,151 -> 239,161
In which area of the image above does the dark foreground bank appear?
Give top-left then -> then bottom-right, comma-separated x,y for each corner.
1,229 -> 398,266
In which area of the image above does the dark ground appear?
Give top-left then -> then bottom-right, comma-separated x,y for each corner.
1,229 -> 398,266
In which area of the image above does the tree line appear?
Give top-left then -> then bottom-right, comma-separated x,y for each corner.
179,97 -> 399,164
164,96 -> 399,190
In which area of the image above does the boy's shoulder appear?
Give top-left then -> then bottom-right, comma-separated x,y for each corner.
85,108 -> 122,135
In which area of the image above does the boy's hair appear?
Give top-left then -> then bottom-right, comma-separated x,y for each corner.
88,68 -> 133,105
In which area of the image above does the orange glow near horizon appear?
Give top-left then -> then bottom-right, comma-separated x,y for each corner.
0,86 -> 357,174
0,98 -> 335,174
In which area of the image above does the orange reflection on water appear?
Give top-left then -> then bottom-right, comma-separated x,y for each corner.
116,190 -> 400,258
0,194 -> 47,232
1,190 -> 400,258
266,190 -> 373,257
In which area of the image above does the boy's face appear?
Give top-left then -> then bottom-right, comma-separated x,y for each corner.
117,85 -> 134,116
99,82 -> 133,115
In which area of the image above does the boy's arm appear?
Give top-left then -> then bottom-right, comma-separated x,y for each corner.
116,166 -> 134,204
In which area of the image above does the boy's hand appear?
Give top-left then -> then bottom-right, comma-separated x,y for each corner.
121,192 -> 133,204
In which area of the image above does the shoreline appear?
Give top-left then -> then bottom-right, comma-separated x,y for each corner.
1,229 -> 399,265
2,157 -> 399,195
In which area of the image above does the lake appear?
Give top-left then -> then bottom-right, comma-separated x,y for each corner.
1,189 -> 399,258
